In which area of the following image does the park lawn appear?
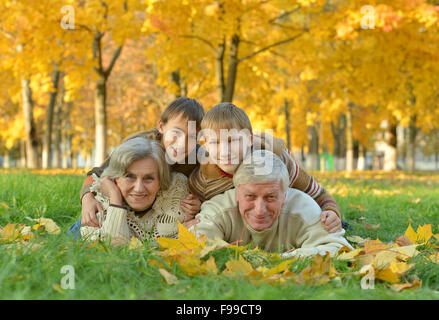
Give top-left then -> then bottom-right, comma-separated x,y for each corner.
0,169 -> 439,300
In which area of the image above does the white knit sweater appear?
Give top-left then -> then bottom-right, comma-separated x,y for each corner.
80,172 -> 189,242
191,188 -> 353,257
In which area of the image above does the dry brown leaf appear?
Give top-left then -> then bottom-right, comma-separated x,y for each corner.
365,223 -> 380,230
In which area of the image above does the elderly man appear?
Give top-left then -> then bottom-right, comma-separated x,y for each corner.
190,150 -> 352,257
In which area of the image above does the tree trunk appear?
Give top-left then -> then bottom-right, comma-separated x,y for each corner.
223,34 -> 240,102
306,125 -> 319,171
3,152 -> 10,168
357,143 -> 366,171
216,38 -> 226,102
94,75 -> 107,166
407,115 -> 417,172
21,79 -> 39,168
345,104 -> 354,172
52,85 -> 64,168
331,114 -> 346,171
284,98 -> 291,150
383,119 -> 398,171
42,64 -> 60,169
92,31 -> 123,166
19,139 -> 26,168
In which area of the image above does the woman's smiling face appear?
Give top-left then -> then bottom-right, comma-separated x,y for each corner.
115,157 -> 161,211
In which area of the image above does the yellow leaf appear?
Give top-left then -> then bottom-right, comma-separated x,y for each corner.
223,255 -> 254,277
337,248 -> 364,260
128,237 -> 142,250
265,259 -> 295,276
177,221 -> 204,250
33,218 -> 60,235
176,254 -> 205,276
364,239 -> 388,254
404,224 -> 418,244
0,202 -> 8,209
376,261 -> 413,283
52,283 -> 65,294
1,223 -> 21,241
391,279 -> 422,292
159,268 -> 179,285
416,224 -> 433,243
205,256 -> 218,275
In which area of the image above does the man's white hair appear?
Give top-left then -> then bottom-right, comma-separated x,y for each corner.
233,149 -> 289,191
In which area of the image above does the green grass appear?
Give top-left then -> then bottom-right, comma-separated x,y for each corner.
0,169 -> 439,300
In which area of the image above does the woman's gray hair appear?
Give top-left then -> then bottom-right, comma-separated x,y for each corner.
101,137 -> 171,190
233,149 -> 289,191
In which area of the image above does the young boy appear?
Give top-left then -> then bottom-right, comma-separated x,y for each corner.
79,97 -> 205,228
188,102 -> 343,233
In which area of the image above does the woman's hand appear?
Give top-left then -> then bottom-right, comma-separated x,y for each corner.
99,176 -> 123,206
320,210 -> 342,233
181,194 -> 202,222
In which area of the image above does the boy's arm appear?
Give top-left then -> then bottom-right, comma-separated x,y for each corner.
79,157 -> 110,203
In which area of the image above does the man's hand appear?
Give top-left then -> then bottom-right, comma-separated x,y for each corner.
81,192 -> 103,227
181,194 -> 201,222
320,210 -> 342,233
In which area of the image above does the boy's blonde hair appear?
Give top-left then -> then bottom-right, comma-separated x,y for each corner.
201,103 -> 253,134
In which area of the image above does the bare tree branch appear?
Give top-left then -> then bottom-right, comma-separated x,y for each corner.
104,45 -> 123,77
238,31 -> 307,62
179,34 -> 217,53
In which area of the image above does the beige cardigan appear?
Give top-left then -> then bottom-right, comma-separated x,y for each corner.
191,188 -> 353,257
80,172 -> 189,242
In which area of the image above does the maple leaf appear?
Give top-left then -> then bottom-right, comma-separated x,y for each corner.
364,239 -> 388,254
404,224 -> 433,244
223,255 -> 254,277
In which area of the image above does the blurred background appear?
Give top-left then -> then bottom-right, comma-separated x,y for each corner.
0,0 -> 438,172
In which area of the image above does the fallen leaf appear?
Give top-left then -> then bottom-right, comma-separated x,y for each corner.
346,235 -> 370,245
33,218 -> 60,235
391,279 -> 422,292
52,283 -> 65,294
1,223 -> 21,241
364,239 -> 388,254
411,198 -> 421,204
128,237 -> 142,250
358,216 -> 366,221
365,223 -> 380,230
223,255 -> 254,277
159,268 -> 179,285
396,235 -> 412,246
337,248 -> 364,260
416,224 -> 433,243
0,202 -> 8,209
404,224 -> 418,244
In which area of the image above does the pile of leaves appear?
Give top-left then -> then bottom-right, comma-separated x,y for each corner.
1,218 -> 438,292
147,222 -> 439,291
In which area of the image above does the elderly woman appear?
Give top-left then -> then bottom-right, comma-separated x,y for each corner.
70,136 -> 189,243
